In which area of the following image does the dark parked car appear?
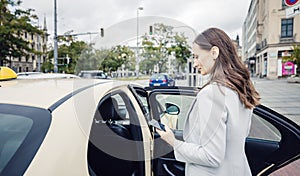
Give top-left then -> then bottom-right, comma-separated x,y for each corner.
149,73 -> 175,87
174,72 -> 186,80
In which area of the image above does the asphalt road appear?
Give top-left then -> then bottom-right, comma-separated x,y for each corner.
252,77 -> 300,126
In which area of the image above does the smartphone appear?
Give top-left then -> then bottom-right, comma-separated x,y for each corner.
148,119 -> 166,131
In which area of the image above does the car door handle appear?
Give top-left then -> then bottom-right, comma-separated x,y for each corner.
162,164 -> 176,176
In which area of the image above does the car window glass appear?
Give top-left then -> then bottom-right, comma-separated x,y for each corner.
155,94 -> 195,130
151,74 -> 165,79
0,114 -> 33,173
111,94 -> 129,119
88,91 -> 143,176
135,92 -> 149,115
248,114 -> 281,142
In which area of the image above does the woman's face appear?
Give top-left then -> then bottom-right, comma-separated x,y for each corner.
192,43 -> 215,75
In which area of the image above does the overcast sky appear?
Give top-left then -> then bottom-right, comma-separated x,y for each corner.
20,0 -> 252,47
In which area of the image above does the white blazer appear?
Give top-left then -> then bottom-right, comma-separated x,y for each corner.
174,83 -> 253,176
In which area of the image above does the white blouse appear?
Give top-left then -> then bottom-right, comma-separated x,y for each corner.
174,83 -> 253,176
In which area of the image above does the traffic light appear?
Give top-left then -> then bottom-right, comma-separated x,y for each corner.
100,28 -> 104,37
64,57 -> 71,65
149,26 -> 153,35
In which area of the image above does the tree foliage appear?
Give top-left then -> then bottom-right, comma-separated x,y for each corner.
140,23 -> 191,74
291,44 -> 300,69
45,40 -> 88,73
0,0 -> 43,66
100,45 -> 135,73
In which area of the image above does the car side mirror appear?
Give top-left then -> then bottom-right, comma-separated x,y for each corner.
165,103 -> 180,115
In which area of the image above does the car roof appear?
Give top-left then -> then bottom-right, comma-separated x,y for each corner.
0,79 -> 113,109
17,73 -> 80,79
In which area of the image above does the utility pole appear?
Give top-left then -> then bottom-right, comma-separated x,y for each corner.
54,0 -> 58,73
136,7 -> 143,77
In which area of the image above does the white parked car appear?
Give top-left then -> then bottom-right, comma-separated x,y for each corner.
287,75 -> 300,83
78,70 -> 109,79
17,72 -> 80,79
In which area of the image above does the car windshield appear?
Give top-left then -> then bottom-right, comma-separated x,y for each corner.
0,105 -> 51,175
151,74 -> 166,79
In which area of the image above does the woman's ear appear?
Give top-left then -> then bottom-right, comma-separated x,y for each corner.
210,46 -> 219,60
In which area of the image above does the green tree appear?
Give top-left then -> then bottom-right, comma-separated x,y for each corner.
0,0 -> 43,66
45,40 -> 88,73
140,23 -> 191,74
291,44 -> 300,73
168,33 -> 191,72
100,45 -> 135,73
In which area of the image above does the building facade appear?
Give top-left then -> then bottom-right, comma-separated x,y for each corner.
6,17 -> 48,73
243,0 -> 300,78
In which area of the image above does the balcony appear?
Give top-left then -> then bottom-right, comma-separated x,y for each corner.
280,34 -> 296,43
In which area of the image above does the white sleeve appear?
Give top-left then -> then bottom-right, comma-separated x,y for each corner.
174,85 -> 228,167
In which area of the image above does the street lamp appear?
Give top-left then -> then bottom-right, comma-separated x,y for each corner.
136,7 -> 143,77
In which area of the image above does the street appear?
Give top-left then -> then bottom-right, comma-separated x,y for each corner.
252,78 -> 300,125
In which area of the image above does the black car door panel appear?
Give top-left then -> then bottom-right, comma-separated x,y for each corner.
153,133 -> 185,176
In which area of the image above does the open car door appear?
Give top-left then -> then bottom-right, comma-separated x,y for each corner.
144,86 -> 300,176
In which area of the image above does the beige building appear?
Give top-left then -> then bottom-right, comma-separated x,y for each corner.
243,0 -> 300,78
7,17 -> 48,73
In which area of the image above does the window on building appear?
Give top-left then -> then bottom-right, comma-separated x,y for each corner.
281,18 -> 293,38
24,32 -> 27,39
31,33 -> 34,40
32,55 -> 35,61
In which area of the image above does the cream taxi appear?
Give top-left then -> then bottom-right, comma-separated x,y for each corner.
0,77 -> 299,176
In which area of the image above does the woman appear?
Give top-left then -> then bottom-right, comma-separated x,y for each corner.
157,28 -> 260,176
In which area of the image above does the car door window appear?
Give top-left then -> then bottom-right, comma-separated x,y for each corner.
152,92 -> 282,142
88,90 -> 145,176
154,94 -> 195,130
154,93 -> 282,142
111,93 -> 129,120
248,114 -> 281,142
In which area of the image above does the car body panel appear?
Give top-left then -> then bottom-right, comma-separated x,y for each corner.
0,79 -> 112,108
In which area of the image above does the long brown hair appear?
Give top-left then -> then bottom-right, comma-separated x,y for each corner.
194,28 -> 260,109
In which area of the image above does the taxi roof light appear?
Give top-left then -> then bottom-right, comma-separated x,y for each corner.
0,67 -> 17,81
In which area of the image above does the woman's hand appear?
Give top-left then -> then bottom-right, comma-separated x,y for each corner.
156,125 -> 176,147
